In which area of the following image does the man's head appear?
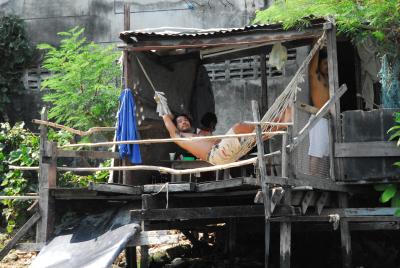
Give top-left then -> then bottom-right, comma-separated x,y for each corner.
318,49 -> 328,76
173,113 -> 193,133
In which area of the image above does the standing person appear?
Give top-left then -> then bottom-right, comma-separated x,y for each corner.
308,48 -> 330,175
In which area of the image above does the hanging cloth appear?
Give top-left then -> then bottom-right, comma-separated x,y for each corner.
117,88 -> 142,164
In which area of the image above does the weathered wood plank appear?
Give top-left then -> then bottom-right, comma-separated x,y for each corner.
338,193 -> 352,268
271,215 -> 400,223
237,175 -> 352,192
301,191 -> 314,214
88,182 -> 142,195
252,100 -> 271,268
131,205 -> 299,221
15,243 -> 44,252
37,130 -> 57,243
143,183 -> 195,193
57,150 -> 120,159
0,212 -> 41,261
196,178 -> 259,192
335,141 -> 400,157
127,231 -> 180,246
316,192 -> 330,215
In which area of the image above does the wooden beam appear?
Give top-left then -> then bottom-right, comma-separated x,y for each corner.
316,192 -> 330,215
88,182 -> 142,195
280,130 -> 291,268
143,183 -> 195,193
140,194 -> 150,268
335,141 -> 400,157
196,178 -> 257,192
338,193 -> 352,268
57,150 -> 120,159
127,231 -> 180,246
255,174 -> 351,192
131,205 -> 299,221
37,107 -> 56,244
301,191 -> 315,214
260,53 -> 268,114
296,102 -> 319,115
0,212 -> 41,261
15,243 -> 44,252
252,100 -> 271,268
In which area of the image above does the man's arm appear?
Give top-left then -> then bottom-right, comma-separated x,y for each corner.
162,114 -> 180,138
309,48 -> 319,76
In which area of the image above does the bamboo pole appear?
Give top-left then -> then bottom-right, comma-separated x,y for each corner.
60,131 -> 287,148
0,196 -> 39,200
9,151 -> 281,175
32,119 -> 115,136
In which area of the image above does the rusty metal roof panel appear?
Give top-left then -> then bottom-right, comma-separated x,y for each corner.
119,18 -> 326,44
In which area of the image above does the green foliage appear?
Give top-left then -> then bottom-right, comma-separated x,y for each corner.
0,122 -> 39,233
254,0 -> 400,48
0,16 -> 33,117
374,112 -> 400,217
38,27 -> 121,129
58,160 -> 111,187
0,123 -> 110,233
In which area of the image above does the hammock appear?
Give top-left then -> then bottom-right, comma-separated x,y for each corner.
232,33 -> 327,162
137,32 -> 327,163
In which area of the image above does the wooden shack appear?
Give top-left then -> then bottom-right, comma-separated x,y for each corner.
3,6 -> 400,268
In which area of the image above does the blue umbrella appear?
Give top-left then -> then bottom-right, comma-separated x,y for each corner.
116,88 -> 142,164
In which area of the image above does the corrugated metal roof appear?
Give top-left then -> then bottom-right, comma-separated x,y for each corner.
119,19 -> 326,43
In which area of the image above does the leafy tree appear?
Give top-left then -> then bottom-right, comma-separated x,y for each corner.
0,16 -> 33,119
255,1 -> 400,212
254,0 -> 400,48
38,27 -> 121,129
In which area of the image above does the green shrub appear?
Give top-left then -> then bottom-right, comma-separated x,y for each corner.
0,122 -> 39,233
38,26 -> 121,129
0,16 -> 33,119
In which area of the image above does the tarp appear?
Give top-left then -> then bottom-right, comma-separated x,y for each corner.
29,206 -> 140,268
117,88 -> 142,164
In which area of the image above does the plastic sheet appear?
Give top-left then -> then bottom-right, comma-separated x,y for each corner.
30,206 -> 140,268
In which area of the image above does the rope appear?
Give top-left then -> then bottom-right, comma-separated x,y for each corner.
231,31 -> 327,162
151,182 -> 169,209
60,131 -> 286,148
137,57 -> 171,116
328,213 -> 340,230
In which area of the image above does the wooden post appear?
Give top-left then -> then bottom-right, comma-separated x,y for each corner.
260,53 -> 268,114
280,132 -> 291,268
140,194 -> 151,267
339,193 -> 352,268
228,218 -> 237,265
326,21 -> 343,180
122,3 -> 134,184
36,108 -> 57,243
126,246 -> 137,268
251,100 -> 271,268
328,117 -> 335,180
0,212 -> 40,260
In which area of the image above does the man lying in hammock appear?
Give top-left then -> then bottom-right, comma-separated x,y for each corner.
162,110 -> 291,165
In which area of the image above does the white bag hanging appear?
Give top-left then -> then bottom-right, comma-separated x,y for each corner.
268,43 -> 288,71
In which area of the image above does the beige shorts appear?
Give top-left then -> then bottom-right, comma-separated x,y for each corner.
207,128 -> 242,165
